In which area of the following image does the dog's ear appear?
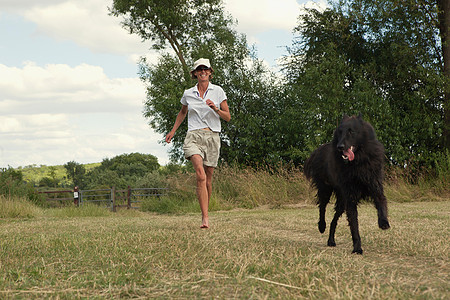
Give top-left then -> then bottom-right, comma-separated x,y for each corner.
357,112 -> 363,120
342,114 -> 350,122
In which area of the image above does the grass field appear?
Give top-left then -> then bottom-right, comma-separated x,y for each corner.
0,201 -> 448,299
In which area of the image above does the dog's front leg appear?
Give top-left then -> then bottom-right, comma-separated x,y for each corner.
328,200 -> 345,247
374,192 -> 390,230
346,202 -> 363,254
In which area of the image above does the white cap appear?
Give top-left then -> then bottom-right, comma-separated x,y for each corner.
191,58 -> 211,71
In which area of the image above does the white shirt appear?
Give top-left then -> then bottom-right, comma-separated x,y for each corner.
181,83 -> 227,132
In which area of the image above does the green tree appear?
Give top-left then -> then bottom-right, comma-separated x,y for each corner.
64,161 -> 86,187
110,0 -> 282,166
110,0 -> 237,83
283,1 -> 446,166
39,177 -> 56,188
95,153 -> 159,177
46,166 -> 59,187
0,167 -> 43,204
342,0 -> 447,163
84,153 -> 160,189
438,0 -> 450,149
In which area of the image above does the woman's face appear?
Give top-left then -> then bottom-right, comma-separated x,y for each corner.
195,66 -> 211,82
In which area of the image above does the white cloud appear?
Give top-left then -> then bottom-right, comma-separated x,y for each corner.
1,0 -> 156,63
0,0 -> 63,11
0,62 -> 144,113
224,0 -> 300,34
224,0 -> 328,35
223,0 -> 328,67
0,0 -> 331,168
4,0 -> 326,60
0,62 -> 105,96
0,62 -> 169,168
24,1 -> 145,54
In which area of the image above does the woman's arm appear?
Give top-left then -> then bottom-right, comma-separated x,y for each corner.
217,100 -> 231,122
165,105 -> 188,143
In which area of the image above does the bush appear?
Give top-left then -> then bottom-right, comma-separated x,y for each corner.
141,163 -> 315,214
0,168 -> 45,206
213,163 -> 313,208
136,170 -> 168,189
141,161 -> 449,214
0,195 -> 43,218
431,150 -> 450,192
384,151 -> 450,200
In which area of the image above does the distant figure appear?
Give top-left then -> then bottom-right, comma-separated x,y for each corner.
165,58 -> 231,228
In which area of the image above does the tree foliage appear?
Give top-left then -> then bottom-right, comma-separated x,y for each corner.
83,153 -> 160,189
111,0 -> 283,166
110,0 -> 239,82
111,0 -> 448,170
64,161 -> 86,187
0,168 -> 43,204
283,0 -> 447,166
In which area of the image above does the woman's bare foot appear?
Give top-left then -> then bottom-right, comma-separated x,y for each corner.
200,217 -> 209,228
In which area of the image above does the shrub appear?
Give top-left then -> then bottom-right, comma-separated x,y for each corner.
136,170 -> 168,188
141,163 -> 314,214
0,168 -> 45,206
0,195 -> 43,218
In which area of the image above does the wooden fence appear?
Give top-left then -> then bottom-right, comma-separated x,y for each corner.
38,186 -> 168,211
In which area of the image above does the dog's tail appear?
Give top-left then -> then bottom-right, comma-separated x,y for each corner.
303,143 -> 330,181
303,151 -> 316,181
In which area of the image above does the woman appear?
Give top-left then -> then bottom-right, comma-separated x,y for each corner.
165,58 -> 231,228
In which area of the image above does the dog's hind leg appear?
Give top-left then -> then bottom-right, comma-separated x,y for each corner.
327,200 -> 345,247
317,185 -> 333,234
346,202 -> 363,254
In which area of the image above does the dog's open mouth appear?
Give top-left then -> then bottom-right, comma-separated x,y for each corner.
342,146 -> 355,161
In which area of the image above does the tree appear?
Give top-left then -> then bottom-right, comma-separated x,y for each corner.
84,153 -> 160,189
64,161 -> 86,187
437,0 -> 450,149
0,167 -> 43,204
110,0 -> 238,83
283,1 -> 447,166
110,0 -> 283,166
342,0 -> 448,160
95,152 -> 159,177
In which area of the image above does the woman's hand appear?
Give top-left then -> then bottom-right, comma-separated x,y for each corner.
166,105 -> 188,143
165,131 -> 175,143
206,99 -> 219,112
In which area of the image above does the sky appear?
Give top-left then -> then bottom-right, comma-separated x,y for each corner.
0,0 -> 326,168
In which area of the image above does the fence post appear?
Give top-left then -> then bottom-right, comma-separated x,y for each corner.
73,186 -> 79,206
111,186 -> 116,212
127,186 -> 131,209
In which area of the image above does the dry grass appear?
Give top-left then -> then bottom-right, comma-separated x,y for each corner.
0,201 -> 448,299
161,165 -> 316,213
0,195 -> 43,218
158,164 -> 448,215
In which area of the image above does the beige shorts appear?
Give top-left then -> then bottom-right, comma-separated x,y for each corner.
183,129 -> 221,167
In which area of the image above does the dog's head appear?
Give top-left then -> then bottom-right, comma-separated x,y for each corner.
333,115 -> 365,162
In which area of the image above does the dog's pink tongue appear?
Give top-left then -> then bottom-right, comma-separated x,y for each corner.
344,148 -> 355,161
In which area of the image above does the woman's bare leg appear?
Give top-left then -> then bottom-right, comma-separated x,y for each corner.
204,166 -> 215,206
190,155 -> 209,228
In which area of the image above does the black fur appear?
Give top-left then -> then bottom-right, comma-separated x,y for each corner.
304,115 -> 390,254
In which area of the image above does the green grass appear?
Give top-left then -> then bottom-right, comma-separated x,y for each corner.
0,201 -> 448,299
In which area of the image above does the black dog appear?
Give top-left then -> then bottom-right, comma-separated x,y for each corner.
304,115 -> 390,254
